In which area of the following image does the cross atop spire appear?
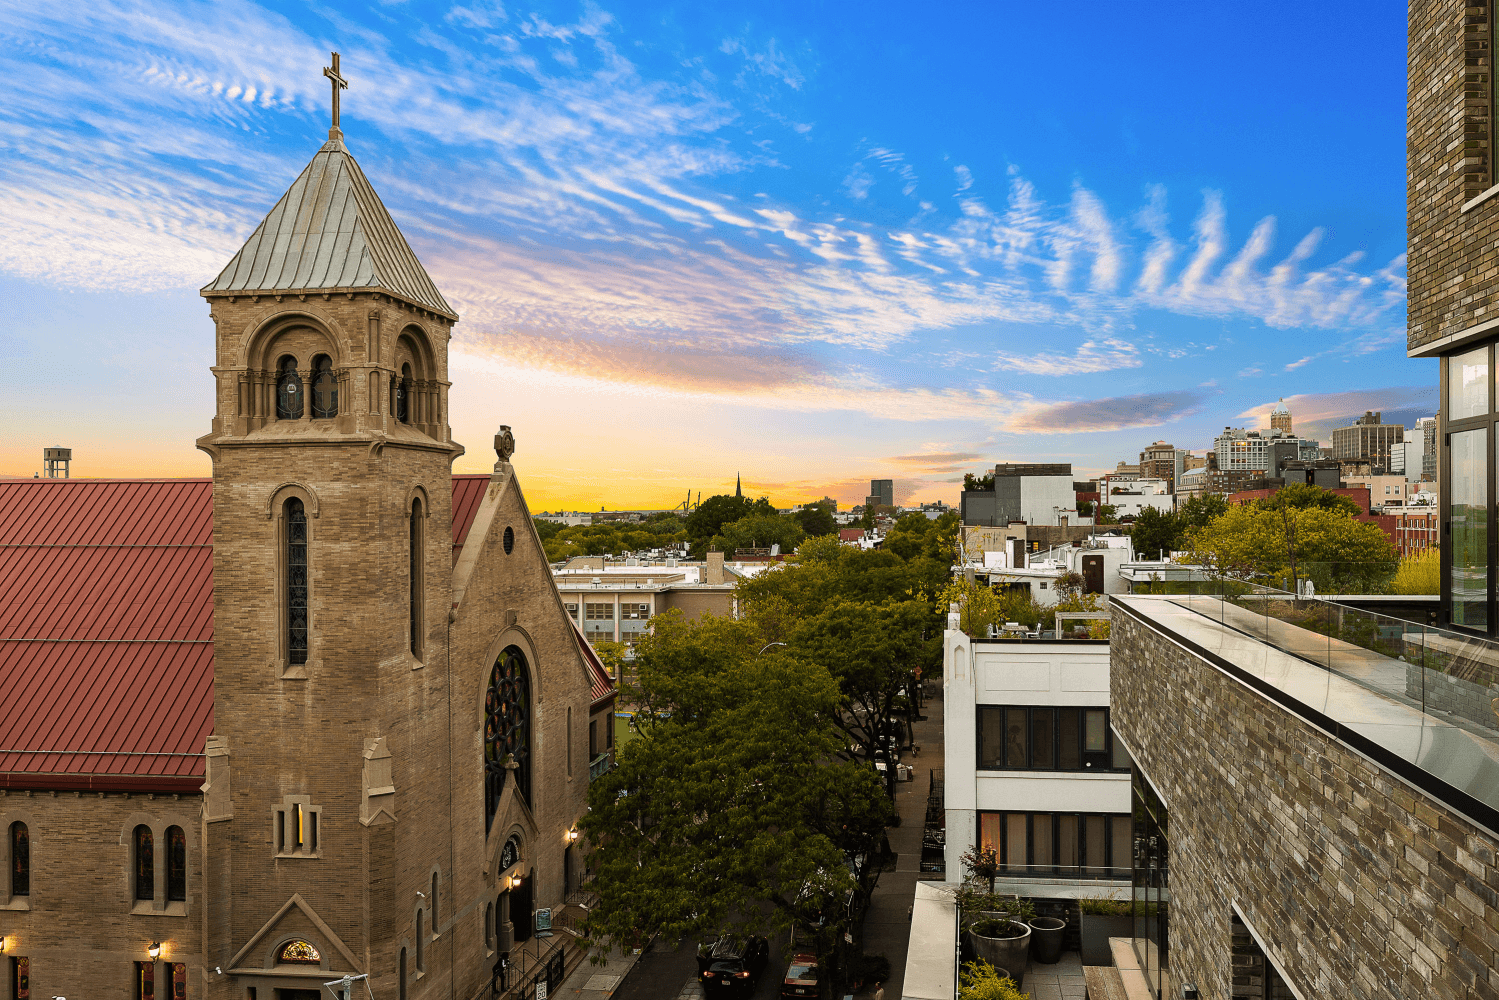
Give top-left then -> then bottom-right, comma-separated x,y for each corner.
323,51 -> 349,139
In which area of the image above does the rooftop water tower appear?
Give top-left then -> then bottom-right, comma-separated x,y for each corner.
43,447 -> 71,478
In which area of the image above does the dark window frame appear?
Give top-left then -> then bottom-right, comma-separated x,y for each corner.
275,355 -> 303,420
166,825 -> 186,902
9,821 -> 28,897
134,825 -> 154,901
1440,341 -> 1497,636
977,705 -> 1129,773
286,497 -> 309,665
310,354 -> 338,419
978,808 -> 1131,880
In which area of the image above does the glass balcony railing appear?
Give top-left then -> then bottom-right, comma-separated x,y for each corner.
1139,581 -> 1499,828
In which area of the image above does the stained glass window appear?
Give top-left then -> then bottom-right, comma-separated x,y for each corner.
9,821 -> 28,896
276,356 -> 303,420
287,498 -> 308,664
277,939 -> 321,964
166,826 -> 186,901
311,354 -> 338,419
134,825 -> 153,900
485,647 -> 532,831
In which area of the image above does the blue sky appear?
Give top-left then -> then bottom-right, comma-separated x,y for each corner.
0,0 -> 1427,507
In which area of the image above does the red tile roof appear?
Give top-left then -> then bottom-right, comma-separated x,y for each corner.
0,474 -> 583,792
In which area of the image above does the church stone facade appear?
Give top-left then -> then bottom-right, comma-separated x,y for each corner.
0,125 -> 609,1000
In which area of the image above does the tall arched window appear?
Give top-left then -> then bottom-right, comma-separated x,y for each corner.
415,909 -> 425,971
311,354 -> 338,418
399,948 -> 408,1000
430,871 -> 439,932
395,363 -> 412,423
484,647 -> 532,831
134,825 -> 153,900
166,826 -> 186,901
286,498 -> 309,664
276,356 -> 303,419
409,498 -> 424,658
9,822 -> 28,897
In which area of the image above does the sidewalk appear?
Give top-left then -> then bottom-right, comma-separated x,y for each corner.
555,943 -> 646,1000
859,683 -> 945,998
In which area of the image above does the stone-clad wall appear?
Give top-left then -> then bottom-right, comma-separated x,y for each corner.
0,790 -> 203,997
1409,0 -> 1499,351
1111,609 -> 1499,1000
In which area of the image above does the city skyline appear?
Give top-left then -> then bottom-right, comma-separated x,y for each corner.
1,1 -> 1424,508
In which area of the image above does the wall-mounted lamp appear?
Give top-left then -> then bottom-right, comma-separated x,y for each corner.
566,828 -> 579,843
508,872 -> 525,890
0,935 -> 6,953
148,941 -> 162,960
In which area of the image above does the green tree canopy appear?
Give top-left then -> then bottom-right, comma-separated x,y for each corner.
685,494 -> 777,542
1254,482 -> 1364,516
793,501 -> 838,537
1128,505 -> 1179,560
711,512 -> 806,554
582,608 -> 891,972
1186,503 -> 1396,593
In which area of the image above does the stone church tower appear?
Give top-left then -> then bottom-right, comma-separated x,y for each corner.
191,66 -> 599,1000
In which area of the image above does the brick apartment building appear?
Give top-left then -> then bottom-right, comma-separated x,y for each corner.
0,117 -> 610,998
1102,3 -> 1499,997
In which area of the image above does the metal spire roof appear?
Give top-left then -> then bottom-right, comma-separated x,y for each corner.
201,137 -> 457,320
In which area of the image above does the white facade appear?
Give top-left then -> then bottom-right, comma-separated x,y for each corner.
1213,427 -> 1320,472
943,630 -> 1132,895
972,539 -> 1133,606
1102,478 -> 1173,519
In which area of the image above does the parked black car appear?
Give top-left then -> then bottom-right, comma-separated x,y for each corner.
697,936 -> 770,997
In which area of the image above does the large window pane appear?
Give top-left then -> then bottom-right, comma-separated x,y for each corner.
1085,816 -> 1107,874
1058,709 -> 1080,769
1032,710 -> 1055,769
1450,428 -> 1489,629
1085,710 -> 1107,752
1005,814 -> 1027,871
979,812 -> 1001,855
978,707 -> 1004,769
1005,709 -> 1027,768
1450,346 -> 1491,419
1033,814 -> 1053,869
1058,815 -> 1079,874
1112,816 -> 1132,878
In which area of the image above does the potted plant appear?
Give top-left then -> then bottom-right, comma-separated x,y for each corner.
958,959 -> 1026,1000
1078,894 -> 1133,966
968,915 -> 1031,976
960,844 -> 1001,894
1028,911 -> 1067,965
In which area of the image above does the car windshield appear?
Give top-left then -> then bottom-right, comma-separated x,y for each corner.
786,964 -> 818,981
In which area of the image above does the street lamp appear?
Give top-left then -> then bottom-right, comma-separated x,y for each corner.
148,942 -> 162,960
757,642 -> 786,656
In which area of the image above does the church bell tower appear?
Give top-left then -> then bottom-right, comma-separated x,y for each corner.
195,52 -> 465,997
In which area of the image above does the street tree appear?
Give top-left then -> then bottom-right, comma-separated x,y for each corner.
1186,503 -> 1396,593
582,609 -> 891,991
711,512 -> 806,554
794,502 -> 838,537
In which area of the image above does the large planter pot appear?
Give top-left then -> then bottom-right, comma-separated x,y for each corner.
1079,911 -> 1133,966
969,920 -> 1031,976
1028,917 -> 1067,964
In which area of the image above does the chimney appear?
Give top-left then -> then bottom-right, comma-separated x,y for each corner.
706,550 -> 725,585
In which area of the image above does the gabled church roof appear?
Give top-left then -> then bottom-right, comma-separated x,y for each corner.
201,138 -> 457,320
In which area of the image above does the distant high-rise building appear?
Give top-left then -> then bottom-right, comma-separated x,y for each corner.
1330,411 -> 1404,470
1417,415 -> 1437,481
1270,398 -> 1293,434
1138,441 -> 1179,490
870,479 -> 894,508
1213,427 -> 1320,473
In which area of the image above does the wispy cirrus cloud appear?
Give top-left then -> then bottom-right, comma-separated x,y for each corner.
0,0 -> 1406,430
992,337 -> 1142,376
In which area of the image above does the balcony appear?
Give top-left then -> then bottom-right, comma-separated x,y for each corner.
1115,587 -> 1499,832
589,751 -> 614,781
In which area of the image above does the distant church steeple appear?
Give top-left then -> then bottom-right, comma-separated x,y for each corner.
736,473 -> 742,498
